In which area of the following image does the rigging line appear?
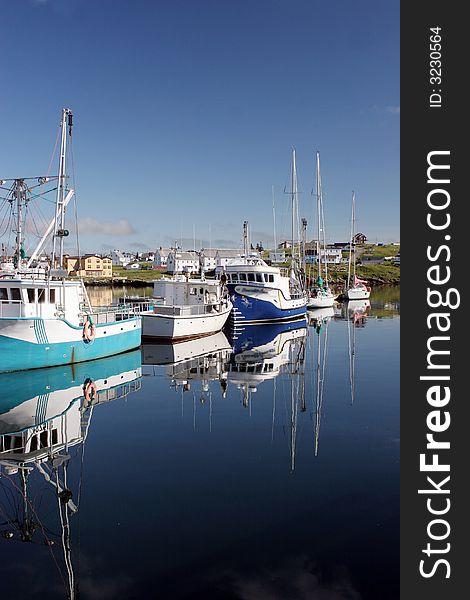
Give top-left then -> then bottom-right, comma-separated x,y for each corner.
46,125 -> 61,179
70,136 -> 82,265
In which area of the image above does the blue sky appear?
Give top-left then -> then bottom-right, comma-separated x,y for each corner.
1,0 -> 399,253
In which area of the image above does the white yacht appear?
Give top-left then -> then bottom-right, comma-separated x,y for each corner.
141,275 -> 232,340
345,192 -> 371,300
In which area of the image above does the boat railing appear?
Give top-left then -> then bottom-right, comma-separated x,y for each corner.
152,302 -> 227,317
85,303 -> 142,324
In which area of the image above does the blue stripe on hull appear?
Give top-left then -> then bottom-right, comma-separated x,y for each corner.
228,287 -> 306,323
0,322 -> 141,373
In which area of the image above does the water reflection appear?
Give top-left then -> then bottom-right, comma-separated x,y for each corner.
0,351 -> 142,600
0,287 -> 400,599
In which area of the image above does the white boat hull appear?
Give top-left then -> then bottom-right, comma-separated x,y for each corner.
141,303 -> 232,340
346,287 -> 371,300
307,294 -> 335,309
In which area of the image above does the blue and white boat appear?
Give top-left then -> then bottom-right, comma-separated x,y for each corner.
0,109 -> 141,373
221,255 -> 307,324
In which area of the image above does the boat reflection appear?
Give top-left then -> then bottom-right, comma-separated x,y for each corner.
227,319 -> 307,409
0,351 -> 142,600
141,331 -> 232,404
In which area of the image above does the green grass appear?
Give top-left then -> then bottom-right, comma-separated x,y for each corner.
111,266 -> 165,280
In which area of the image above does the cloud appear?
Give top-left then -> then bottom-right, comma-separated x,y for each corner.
385,106 -> 400,114
78,218 -> 135,236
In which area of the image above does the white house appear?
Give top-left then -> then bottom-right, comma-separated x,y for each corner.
268,251 -> 285,263
305,248 -> 342,265
199,248 -> 218,271
112,250 -> 134,267
153,247 -> 172,268
215,249 -> 243,269
166,251 -> 199,274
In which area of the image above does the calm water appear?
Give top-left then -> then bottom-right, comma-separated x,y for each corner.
0,286 -> 399,599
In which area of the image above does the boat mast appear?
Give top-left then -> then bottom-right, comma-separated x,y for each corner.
51,108 -> 73,270
243,220 -> 249,256
13,179 -> 28,270
347,191 -> 355,288
315,152 -> 322,283
291,147 -> 298,271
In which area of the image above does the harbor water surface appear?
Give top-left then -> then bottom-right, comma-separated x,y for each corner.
0,286 -> 399,599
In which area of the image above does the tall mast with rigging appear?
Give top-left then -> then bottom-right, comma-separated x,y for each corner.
51,108 -> 73,271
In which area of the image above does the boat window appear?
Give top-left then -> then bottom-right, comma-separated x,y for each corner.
49,288 -> 56,303
40,430 -> 48,448
239,273 -> 247,282
38,288 -> 46,303
190,287 -> 197,295
247,273 -> 255,282
0,288 -> 7,301
267,274 -> 274,283
27,288 -> 35,303
30,435 -> 38,452
200,288 -> 204,295
51,429 -> 58,444
231,274 -> 238,282
11,288 -> 21,301
256,274 -> 263,283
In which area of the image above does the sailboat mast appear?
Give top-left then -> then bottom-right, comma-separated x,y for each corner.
315,152 -> 322,281
347,191 -> 355,288
352,192 -> 356,281
291,147 -> 297,265
52,108 -> 72,270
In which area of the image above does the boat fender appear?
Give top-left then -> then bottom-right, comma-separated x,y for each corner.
83,316 -> 96,342
84,379 -> 97,405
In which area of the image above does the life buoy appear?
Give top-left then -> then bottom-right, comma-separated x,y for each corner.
82,316 -> 96,342
83,379 -> 97,405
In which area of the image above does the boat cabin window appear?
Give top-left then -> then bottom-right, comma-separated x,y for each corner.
265,274 -> 274,283
51,429 -> 58,444
200,288 -> 204,295
256,274 -> 263,283
11,288 -> 21,301
231,274 -> 238,282
27,288 -> 35,303
189,287 -> 197,295
247,273 -> 255,282
49,288 -> 56,303
38,289 -> 46,303
0,288 -> 7,301
239,273 -> 247,282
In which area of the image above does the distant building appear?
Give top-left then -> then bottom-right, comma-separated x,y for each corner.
305,248 -> 342,265
153,247 -> 173,269
65,254 -> 112,277
277,241 -> 292,249
354,233 -> 367,244
199,248 -> 219,271
166,251 -> 199,274
268,251 -> 285,263
215,249 -> 244,269
111,250 -> 133,267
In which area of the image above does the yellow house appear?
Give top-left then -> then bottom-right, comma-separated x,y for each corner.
64,254 -> 113,278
